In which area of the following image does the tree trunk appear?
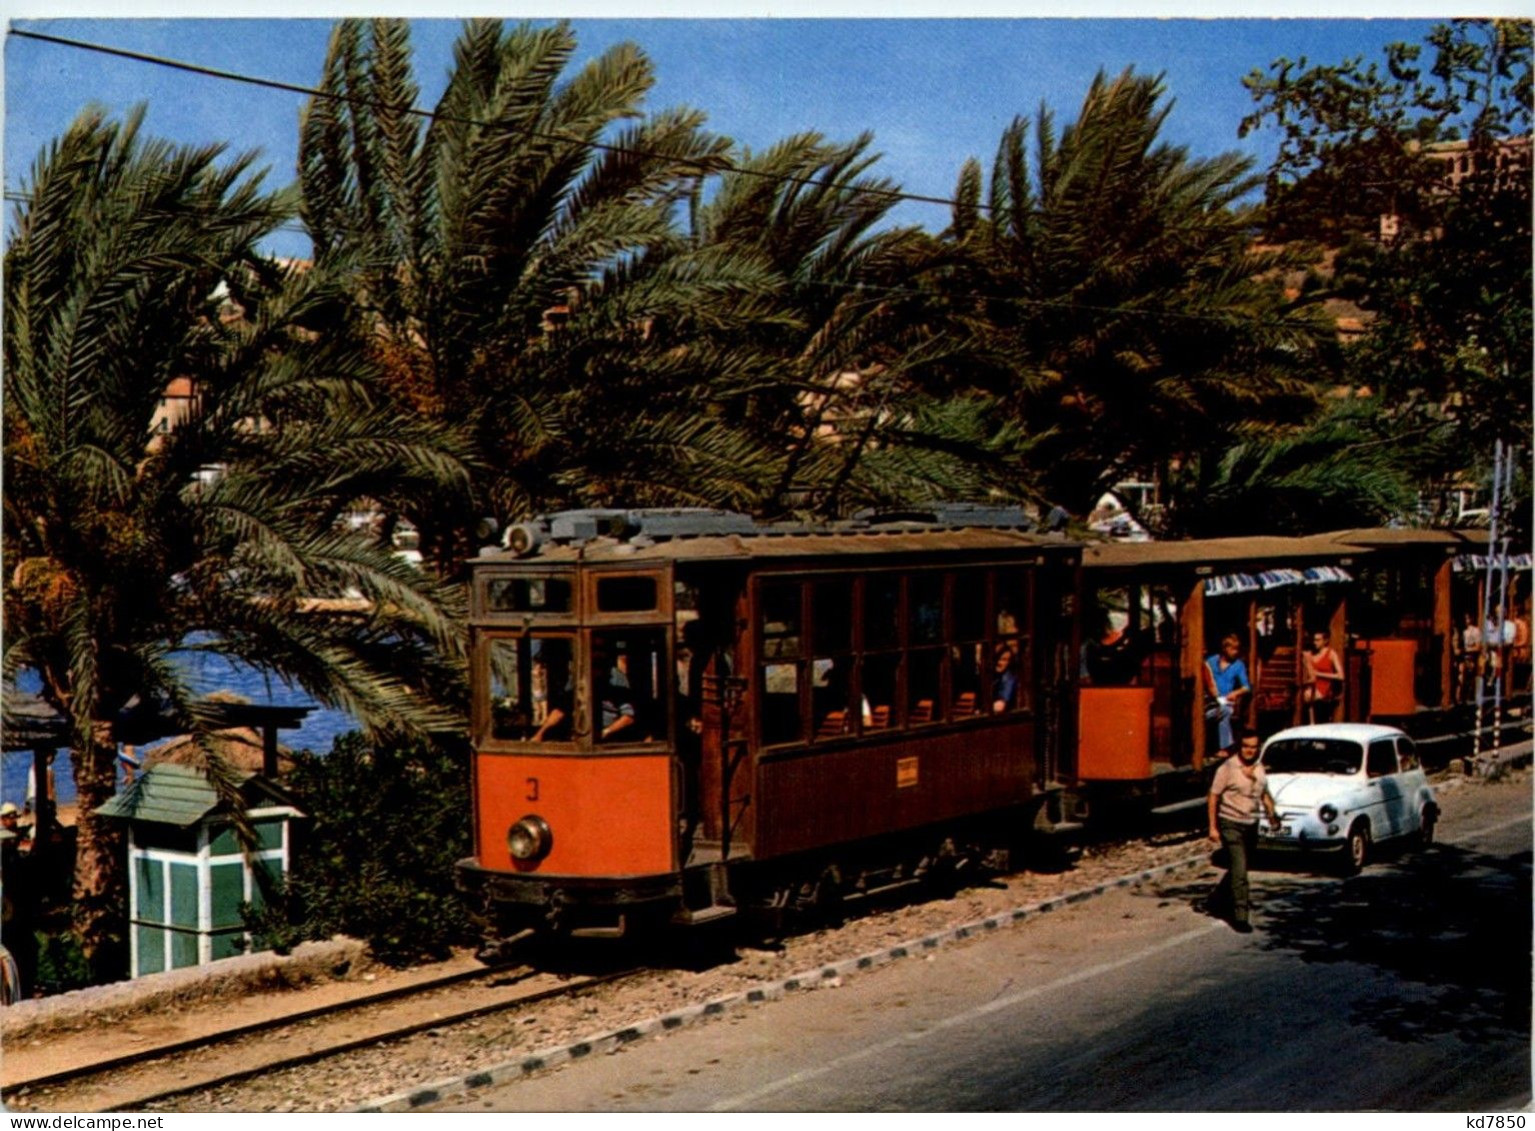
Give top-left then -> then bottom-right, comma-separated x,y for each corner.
70,722 -> 125,973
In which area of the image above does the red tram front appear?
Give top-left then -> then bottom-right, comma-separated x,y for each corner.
456,507 -> 1082,943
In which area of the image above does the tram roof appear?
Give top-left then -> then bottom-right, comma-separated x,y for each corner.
479,526 -> 1076,567
1315,527 -> 1489,550
1082,528 -> 1485,571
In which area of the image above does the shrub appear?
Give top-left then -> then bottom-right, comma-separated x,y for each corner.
245,731 -> 476,966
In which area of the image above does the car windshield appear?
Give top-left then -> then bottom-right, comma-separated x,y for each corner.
1262,738 -> 1363,775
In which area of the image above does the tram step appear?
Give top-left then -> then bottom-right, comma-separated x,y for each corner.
672,904 -> 738,927
1035,820 -> 1085,838
1149,796 -> 1206,818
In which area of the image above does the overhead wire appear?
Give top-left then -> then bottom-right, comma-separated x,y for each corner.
5,26 -> 1333,333
8,26 -> 1277,232
8,27 -> 974,215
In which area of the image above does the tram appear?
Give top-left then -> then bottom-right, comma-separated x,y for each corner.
456,506 -> 1081,941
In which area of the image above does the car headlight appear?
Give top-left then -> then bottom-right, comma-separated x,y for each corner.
508,815 -> 552,862
1318,804 -> 1337,824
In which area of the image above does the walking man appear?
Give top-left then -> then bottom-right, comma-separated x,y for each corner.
1206,728 -> 1281,933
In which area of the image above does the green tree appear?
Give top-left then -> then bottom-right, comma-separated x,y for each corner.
943,69 -> 1329,517
3,107 -> 470,967
298,19 -> 788,563
1242,19 -> 1533,468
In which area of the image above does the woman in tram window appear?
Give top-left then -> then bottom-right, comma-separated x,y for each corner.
1301,630 -> 1344,723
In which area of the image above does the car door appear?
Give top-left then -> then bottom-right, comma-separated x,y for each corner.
1366,737 -> 1404,838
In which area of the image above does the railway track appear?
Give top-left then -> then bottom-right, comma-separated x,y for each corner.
3,959 -> 642,1113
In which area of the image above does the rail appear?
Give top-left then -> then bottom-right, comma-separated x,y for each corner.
3,961 -> 640,1113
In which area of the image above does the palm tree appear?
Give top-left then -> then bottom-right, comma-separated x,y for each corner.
1168,398 -> 1427,537
298,18 -> 789,563
3,107 -> 470,967
686,132 -> 1030,517
942,69 -> 1332,517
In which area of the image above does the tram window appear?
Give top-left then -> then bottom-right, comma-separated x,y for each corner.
487,636 -> 574,742
592,630 -> 667,743
995,567 -> 1033,710
953,572 -> 987,641
992,637 -> 1022,712
486,576 -> 572,614
863,575 -> 901,650
995,567 -> 1030,635
812,657 -> 854,738
761,582 -> 802,659
811,579 -> 856,739
951,643 -> 983,717
596,575 -> 658,613
908,648 -> 943,724
813,579 -> 854,653
861,652 -> 900,729
910,574 -> 944,646
762,663 -> 803,745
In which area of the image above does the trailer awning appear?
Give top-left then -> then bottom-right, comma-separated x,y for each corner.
1204,565 -> 1354,597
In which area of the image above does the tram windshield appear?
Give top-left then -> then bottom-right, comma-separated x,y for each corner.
1261,738 -> 1362,776
487,635 -> 575,742
592,629 -> 669,744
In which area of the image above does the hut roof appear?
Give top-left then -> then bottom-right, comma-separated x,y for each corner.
96,763 -> 301,827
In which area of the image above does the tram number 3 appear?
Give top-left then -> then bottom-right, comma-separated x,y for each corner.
526,777 -> 540,802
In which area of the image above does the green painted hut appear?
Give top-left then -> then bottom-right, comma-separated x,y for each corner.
97,763 -> 303,978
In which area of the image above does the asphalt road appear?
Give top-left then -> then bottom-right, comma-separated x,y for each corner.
435,779 -> 1532,1113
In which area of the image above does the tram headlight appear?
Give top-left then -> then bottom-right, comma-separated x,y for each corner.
508,815 -> 552,862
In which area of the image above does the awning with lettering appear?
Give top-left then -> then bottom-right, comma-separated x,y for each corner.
1205,565 -> 1354,597
1453,553 -> 1533,573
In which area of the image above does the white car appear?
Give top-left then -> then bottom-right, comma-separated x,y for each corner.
1257,723 -> 1439,874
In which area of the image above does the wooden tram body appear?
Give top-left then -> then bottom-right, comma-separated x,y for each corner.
457,509 -> 1082,940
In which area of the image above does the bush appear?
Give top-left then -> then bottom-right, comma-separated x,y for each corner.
245,731 -> 476,966
32,929 -> 93,996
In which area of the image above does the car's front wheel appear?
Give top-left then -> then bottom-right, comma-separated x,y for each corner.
1342,821 -> 1371,875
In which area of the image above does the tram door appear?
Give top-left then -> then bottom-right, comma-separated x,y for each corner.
676,568 -> 745,860
1039,555 -> 1081,785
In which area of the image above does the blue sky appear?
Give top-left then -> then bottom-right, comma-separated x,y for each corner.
6,17 -> 1446,256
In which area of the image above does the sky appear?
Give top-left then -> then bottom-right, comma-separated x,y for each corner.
3,15 -> 1455,257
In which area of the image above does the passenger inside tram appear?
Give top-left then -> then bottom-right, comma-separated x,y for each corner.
1081,608 -> 1139,686
992,643 -> 1019,712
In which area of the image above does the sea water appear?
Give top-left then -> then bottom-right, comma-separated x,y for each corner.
3,655 -> 359,809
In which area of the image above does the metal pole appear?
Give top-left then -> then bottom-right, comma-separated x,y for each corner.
1491,450 -> 1515,750
1475,441 -> 1503,757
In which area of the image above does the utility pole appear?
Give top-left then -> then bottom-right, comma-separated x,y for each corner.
1489,449 -> 1516,754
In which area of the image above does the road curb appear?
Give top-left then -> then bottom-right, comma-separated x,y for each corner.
357,851 -> 1212,1112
